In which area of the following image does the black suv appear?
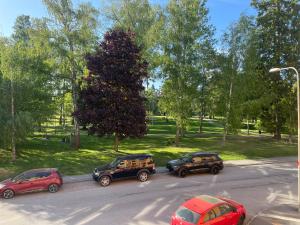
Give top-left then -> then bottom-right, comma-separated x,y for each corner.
92,154 -> 156,186
166,152 -> 223,177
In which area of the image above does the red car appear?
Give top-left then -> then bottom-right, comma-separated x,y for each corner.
0,168 -> 63,199
171,195 -> 246,225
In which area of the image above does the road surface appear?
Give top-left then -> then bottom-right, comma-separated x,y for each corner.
0,161 -> 297,225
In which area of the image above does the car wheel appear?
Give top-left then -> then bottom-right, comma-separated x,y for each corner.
179,169 -> 187,178
48,184 -> 59,193
210,165 -> 220,175
99,175 -> 111,187
237,215 -> 245,225
138,171 -> 149,182
2,189 -> 14,199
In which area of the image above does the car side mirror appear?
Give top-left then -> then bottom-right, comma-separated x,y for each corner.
232,207 -> 237,213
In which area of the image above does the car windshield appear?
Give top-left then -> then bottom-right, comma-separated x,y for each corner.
109,158 -> 121,167
180,154 -> 192,162
175,206 -> 201,225
12,173 -> 25,182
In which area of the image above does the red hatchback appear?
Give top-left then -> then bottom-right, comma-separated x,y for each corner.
171,195 -> 246,225
0,168 -> 63,199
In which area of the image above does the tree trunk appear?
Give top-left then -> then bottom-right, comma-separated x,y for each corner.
288,108 -> 293,144
179,127 -> 185,137
274,110 -> 281,140
71,68 -> 80,149
59,103 -> 63,125
274,129 -> 281,140
199,114 -> 203,134
222,128 -> 226,144
10,79 -> 16,161
175,125 -> 180,147
62,100 -> 66,131
114,134 -> 119,152
223,79 -> 233,145
69,39 -> 80,149
288,134 -> 292,144
199,109 -> 205,134
246,115 -> 250,135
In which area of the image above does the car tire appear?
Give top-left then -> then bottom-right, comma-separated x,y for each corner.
179,168 -> 188,178
2,189 -> 15,199
48,184 -> 59,193
237,215 -> 245,225
210,165 -> 220,175
138,171 -> 149,182
99,175 -> 111,187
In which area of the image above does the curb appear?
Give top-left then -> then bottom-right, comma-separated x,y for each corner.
62,158 -> 296,184
224,159 -> 296,168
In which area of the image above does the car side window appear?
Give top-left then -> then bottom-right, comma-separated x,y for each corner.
130,159 -> 138,168
192,156 -> 202,163
23,173 -> 37,181
147,158 -> 154,165
13,173 -> 25,182
212,206 -> 222,218
204,156 -> 214,162
219,204 -> 233,215
118,160 -> 126,169
37,171 -> 51,178
203,210 -> 216,222
201,156 -> 208,161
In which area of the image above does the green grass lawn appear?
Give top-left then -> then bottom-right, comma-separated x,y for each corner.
0,117 -> 297,180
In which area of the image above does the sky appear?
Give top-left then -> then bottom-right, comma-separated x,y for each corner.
0,0 -> 256,89
0,0 -> 256,39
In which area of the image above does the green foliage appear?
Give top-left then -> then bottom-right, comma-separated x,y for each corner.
0,16 -> 55,159
43,0 -> 100,148
212,15 -> 261,139
251,0 -> 299,139
145,86 -> 160,115
12,15 -> 31,42
107,0 -> 164,74
159,79 -> 194,130
159,0 -> 214,143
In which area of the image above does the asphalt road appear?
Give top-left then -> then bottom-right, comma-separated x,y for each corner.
0,161 -> 297,225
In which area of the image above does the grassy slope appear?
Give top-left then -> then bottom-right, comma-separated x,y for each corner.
0,117 -> 296,179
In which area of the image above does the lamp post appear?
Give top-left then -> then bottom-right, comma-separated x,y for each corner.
269,67 -> 299,211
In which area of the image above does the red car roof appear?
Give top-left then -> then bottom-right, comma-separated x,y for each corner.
25,168 -> 57,173
183,195 -> 225,214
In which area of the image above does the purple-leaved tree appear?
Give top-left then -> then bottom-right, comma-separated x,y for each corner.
74,29 -> 149,151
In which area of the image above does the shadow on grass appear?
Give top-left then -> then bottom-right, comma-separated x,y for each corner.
0,117 -> 297,180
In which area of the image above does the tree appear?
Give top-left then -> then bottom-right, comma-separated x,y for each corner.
12,15 -> 31,42
194,41 -> 216,134
0,41 -> 19,161
215,15 -> 257,143
107,0 -> 164,83
145,85 -> 160,118
43,0 -> 99,148
74,29 -> 149,152
159,0 -> 214,146
0,16 -> 55,161
252,0 -> 300,139
239,22 -> 262,135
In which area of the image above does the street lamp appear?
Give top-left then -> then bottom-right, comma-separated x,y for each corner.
269,67 -> 300,211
